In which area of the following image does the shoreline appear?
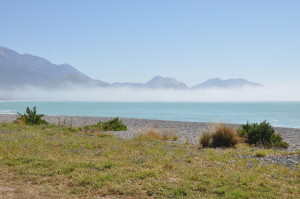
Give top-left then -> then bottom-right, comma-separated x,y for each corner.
0,114 -> 299,151
1,101 -> 300,129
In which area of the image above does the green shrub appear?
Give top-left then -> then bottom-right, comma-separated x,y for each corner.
85,118 -> 127,132
239,121 -> 288,148
200,125 -> 240,148
17,106 -> 48,125
101,118 -> 127,131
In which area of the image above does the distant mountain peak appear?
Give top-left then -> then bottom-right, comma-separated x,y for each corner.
192,78 -> 263,89
0,46 -> 108,89
110,75 -> 189,89
145,75 -> 189,89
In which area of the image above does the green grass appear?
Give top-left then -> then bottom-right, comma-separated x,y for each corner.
84,117 -> 127,132
0,123 -> 299,198
255,150 -> 267,157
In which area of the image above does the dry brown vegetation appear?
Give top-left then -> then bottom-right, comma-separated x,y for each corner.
200,131 -> 212,148
200,124 -> 241,148
138,128 -> 179,141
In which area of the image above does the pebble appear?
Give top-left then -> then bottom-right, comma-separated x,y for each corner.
259,154 -> 300,168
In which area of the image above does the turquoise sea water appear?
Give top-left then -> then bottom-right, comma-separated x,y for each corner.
0,102 -> 300,128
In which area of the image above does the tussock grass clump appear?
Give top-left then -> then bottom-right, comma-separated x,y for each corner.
84,117 -> 127,132
200,131 -> 212,148
200,125 -> 240,148
16,106 -> 48,125
139,129 -> 179,141
211,125 -> 240,148
239,121 -> 289,149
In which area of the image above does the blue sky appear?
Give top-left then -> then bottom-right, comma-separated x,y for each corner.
1,0 -> 299,86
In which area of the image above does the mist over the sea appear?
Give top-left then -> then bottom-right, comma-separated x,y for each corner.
2,84 -> 300,102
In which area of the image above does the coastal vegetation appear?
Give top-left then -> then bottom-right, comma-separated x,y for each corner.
16,106 -> 48,125
0,122 -> 298,198
239,121 -> 289,149
84,117 -> 128,132
200,125 -> 240,148
200,122 -> 288,149
0,108 -> 297,198
17,106 -> 128,132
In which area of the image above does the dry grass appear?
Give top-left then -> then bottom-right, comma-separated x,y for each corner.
200,124 -> 242,148
212,125 -> 241,147
199,131 -> 212,148
0,167 -> 74,199
13,119 -> 26,125
138,128 -> 179,141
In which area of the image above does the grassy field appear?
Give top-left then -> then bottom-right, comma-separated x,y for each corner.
0,123 -> 299,198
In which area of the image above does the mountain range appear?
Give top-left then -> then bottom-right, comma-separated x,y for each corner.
0,46 -> 263,90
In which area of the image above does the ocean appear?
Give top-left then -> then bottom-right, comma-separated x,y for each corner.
0,101 -> 300,128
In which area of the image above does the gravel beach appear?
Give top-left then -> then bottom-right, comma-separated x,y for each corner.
1,114 -> 300,151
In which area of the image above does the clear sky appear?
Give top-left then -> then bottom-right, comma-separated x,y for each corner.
1,0 -> 299,86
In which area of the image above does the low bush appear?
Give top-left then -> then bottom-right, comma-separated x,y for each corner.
101,118 -> 127,131
17,106 -> 48,125
200,125 -> 240,148
239,121 -> 288,148
85,118 -> 127,132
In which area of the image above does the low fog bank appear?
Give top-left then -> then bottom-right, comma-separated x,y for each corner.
1,85 -> 300,102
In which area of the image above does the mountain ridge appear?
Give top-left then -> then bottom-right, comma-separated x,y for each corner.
192,77 -> 262,89
0,46 -> 263,90
0,46 -> 109,89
